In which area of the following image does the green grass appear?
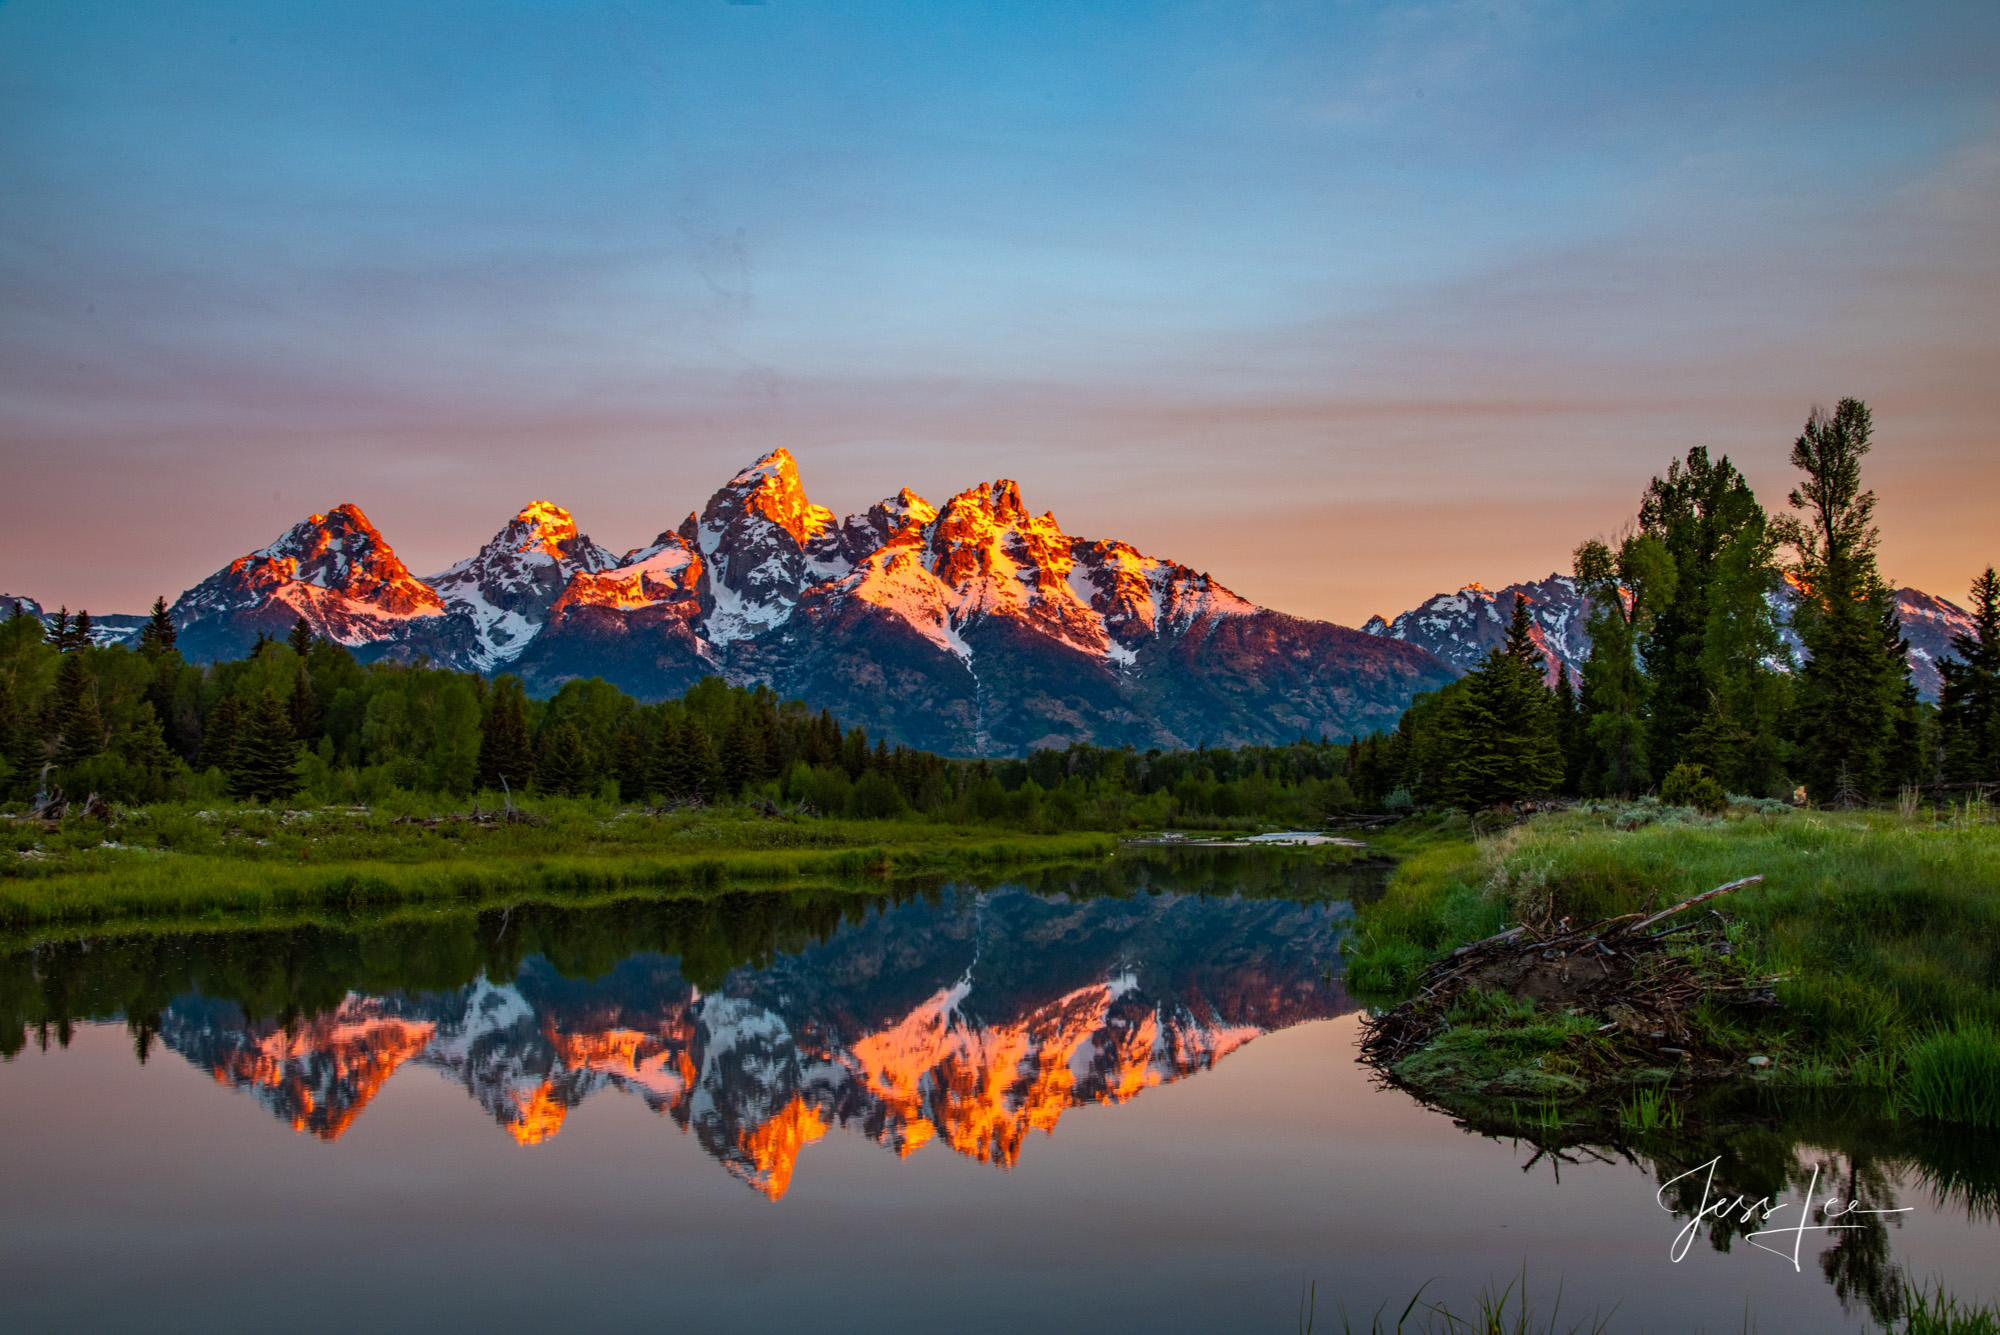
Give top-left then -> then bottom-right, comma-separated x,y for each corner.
1900,1281 -> 2000,1335
1344,800 -> 2000,1127
1615,1083 -> 1683,1132
0,797 -> 1118,925
1903,1024 -> 2000,1129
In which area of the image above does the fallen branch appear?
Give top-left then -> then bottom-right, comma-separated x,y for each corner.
1627,876 -> 1762,935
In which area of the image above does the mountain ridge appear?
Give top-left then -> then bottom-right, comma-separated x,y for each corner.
7,450 -> 1456,752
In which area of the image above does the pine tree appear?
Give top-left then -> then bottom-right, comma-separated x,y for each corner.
1552,662 -> 1586,796
286,617 -> 315,658
69,610 -> 94,652
534,721 -> 589,796
228,687 -> 302,802
1436,595 -> 1564,807
477,676 -> 535,794
201,696 -> 243,773
1573,537 -> 1668,796
608,719 -> 650,801
116,703 -> 179,799
684,718 -> 720,799
0,673 -> 17,791
720,711 -> 768,797
50,651 -> 105,764
1939,567 -> 2000,782
288,658 -> 319,743
139,596 -> 178,656
646,712 -> 686,799
1774,398 -> 1913,802
50,607 -> 70,652
1637,447 -> 1789,786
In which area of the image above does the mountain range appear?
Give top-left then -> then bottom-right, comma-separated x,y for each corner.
4,450 -> 1455,753
4,449 -> 1975,753
156,887 -> 1352,1199
1361,574 -> 1976,700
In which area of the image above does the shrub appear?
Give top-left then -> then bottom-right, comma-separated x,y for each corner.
1660,762 -> 1728,814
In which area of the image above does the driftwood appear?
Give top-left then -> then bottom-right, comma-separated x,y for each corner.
1361,874 -> 1773,1084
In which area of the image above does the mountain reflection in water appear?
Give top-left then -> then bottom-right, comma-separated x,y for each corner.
4,855 -> 1361,1200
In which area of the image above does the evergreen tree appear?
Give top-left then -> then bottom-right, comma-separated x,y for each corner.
50,651 -> 105,764
138,596 -> 177,656
0,672 -> 17,790
646,712 -> 686,799
1435,595 -> 1564,807
115,703 -> 179,799
608,719 -> 650,801
477,676 -> 535,793
1637,447 -> 1789,786
1774,398 -> 1913,802
200,696 -> 243,773
227,687 -> 302,802
68,610 -> 94,652
286,617 -> 315,658
534,721 -> 590,796
684,718 -> 720,799
1939,567 -> 2000,782
1552,662 -> 1587,795
49,607 -> 70,652
720,710 -> 769,797
1573,536 -> 1670,796
288,658 -> 319,743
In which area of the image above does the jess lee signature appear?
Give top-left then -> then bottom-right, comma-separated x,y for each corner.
1656,1157 -> 1911,1268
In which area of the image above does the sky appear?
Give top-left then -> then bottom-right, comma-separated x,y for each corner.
1,0 -> 1996,625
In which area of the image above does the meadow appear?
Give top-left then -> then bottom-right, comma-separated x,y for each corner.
0,794 -> 1118,929
1344,797 -> 2000,1130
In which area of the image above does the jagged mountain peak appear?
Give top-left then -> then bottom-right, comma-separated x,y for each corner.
424,500 -> 618,669
166,502 -> 447,661
702,448 -> 835,551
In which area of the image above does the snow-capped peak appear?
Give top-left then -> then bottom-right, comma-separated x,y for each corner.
425,501 -> 619,669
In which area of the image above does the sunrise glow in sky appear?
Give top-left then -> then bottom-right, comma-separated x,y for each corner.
2,1 -> 1996,622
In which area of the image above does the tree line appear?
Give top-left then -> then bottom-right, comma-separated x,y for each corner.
1343,398 -> 2000,809
0,600 -> 1366,829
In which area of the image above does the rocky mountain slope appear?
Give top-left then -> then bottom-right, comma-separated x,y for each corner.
24,450 -> 1457,752
1365,573 -> 1976,700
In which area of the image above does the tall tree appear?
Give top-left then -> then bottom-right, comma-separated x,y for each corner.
68,610 -> 94,653
200,696 -> 243,773
286,616 -> 315,659
1637,447 -> 1787,783
227,687 -> 302,802
1573,536 -> 1672,797
1552,662 -> 1587,796
138,596 -> 178,656
534,721 -> 590,796
50,651 -> 106,765
477,676 -> 535,794
1774,398 -> 1915,802
646,712 -> 686,800
1434,595 -> 1564,807
288,658 -> 320,743
1939,567 -> 2000,782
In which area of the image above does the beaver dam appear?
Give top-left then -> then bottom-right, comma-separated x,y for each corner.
1358,876 -> 1790,1105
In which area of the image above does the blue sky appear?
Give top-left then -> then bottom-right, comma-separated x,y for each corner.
2,0 -> 1995,621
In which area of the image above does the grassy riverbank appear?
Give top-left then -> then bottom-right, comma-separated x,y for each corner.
0,797 -> 1118,927
1345,800 -> 2000,1128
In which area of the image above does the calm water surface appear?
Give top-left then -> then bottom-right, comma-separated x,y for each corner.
2,853 -> 1994,1333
